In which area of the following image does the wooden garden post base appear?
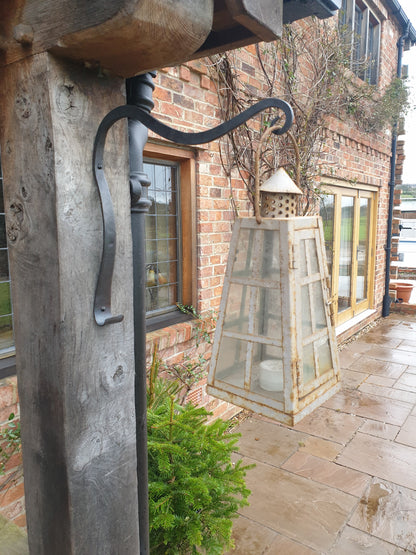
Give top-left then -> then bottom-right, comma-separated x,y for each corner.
0,53 -> 139,554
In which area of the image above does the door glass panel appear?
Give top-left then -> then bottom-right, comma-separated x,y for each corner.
320,194 -> 335,285
356,198 -> 370,303
338,196 -> 354,313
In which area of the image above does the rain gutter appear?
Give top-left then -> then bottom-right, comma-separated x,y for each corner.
386,0 -> 416,45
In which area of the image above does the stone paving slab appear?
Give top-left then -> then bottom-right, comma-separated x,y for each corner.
348,356 -> 407,378
293,406 -> 362,444
349,478 -> 416,552
240,459 -> 358,552
324,389 -> 412,426
298,435 -> 343,462
340,368 -> 368,389
358,382 -> 416,404
264,535 -> 319,554
328,525 -> 408,554
236,418 -> 307,466
395,371 -> 416,392
365,375 -> 396,388
337,432 -> 416,490
281,451 -> 370,497
358,418 -> 400,440
224,515 -> 277,555
363,345 -> 416,366
395,414 -> 416,448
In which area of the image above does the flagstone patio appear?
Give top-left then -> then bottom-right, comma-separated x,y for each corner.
2,313 -> 416,554
226,313 -> 416,554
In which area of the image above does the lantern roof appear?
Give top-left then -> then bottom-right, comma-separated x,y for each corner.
259,167 -> 302,195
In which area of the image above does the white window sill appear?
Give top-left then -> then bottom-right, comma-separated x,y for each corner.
335,309 -> 377,337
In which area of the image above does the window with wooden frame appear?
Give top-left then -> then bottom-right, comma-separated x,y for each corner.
143,143 -> 196,331
339,0 -> 381,85
320,184 -> 377,326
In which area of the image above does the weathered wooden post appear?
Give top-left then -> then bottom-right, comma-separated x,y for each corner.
0,1 -> 339,552
0,53 -> 139,553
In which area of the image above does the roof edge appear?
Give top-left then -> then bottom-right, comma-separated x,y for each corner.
385,0 -> 416,45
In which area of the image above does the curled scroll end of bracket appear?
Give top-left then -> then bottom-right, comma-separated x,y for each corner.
270,115 -> 291,136
94,305 -> 124,326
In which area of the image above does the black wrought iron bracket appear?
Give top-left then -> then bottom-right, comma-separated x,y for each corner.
93,98 -> 293,325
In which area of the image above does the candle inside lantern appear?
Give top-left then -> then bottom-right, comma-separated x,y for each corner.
259,359 -> 283,391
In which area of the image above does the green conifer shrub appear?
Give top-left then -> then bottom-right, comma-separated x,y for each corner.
147,351 -> 252,554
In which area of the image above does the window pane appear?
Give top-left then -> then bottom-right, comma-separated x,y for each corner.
353,4 -> 365,77
0,215 -> 6,249
260,230 -> 280,280
312,281 -> 327,330
216,336 -> 247,389
223,284 -> 282,341
339,0 -> 348,27
340,0 -> 379,84
299,234 -> 321,276
232,228 -> 255,278
301,285 -> 312,338
144,161 -> 180,316
0,250 -> 9,282
367,20 -> 378,84
0,282 -> 12,318
316,338 -> 333,376
302,343 -> 315,385
299,239 -> 307,278
255,287 -> 282,341
252,343 -> 284,397
223,284 -> 251,334
0,315 -> 13,351
307,239 -> 319,275
356,198 -> 370,303
338,196 -> 354,313
320,194 -> 335,284
0,153 -> 14,354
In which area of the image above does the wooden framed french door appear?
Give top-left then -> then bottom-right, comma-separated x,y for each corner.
320,185 -> 377,326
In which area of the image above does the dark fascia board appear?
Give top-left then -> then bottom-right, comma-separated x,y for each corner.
283,0 -> 341,23
194,0 -> 341,58
385,0 -> 416,45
